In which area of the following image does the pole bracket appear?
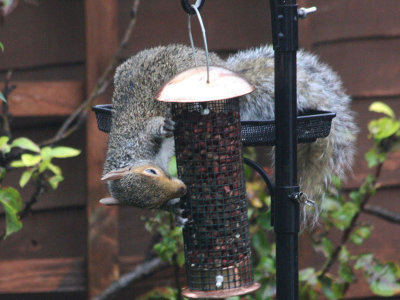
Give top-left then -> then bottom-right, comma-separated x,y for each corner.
274,186 -> 300,233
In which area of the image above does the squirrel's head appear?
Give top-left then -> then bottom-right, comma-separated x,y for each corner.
100,164 -> 187,209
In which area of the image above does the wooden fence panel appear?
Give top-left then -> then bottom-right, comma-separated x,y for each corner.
0,0 -> 85,70
311,0 -> 400,44
85,0 -> 119,298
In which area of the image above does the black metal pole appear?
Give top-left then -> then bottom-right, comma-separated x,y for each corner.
269,0 -> 300,299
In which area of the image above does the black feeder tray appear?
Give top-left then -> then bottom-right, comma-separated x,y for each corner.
92,104 -> 335,147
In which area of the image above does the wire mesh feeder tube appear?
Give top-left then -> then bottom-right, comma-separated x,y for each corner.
172,100 -> 259,298
156,66 -> 259,298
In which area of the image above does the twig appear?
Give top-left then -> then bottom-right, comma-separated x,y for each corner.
363,205 -> 400,224
91,257 -> 168,300
318,163 -> 384,279
18,175 -> 46,219
1,70 -> 16,137
41,0 -> 141,146
0,175 -> 46,239
169,214 -> 183,300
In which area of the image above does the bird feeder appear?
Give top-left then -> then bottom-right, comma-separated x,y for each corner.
156,66 -> 260,298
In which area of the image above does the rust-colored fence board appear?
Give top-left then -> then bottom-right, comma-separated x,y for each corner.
311,0 -> 400,44
0,81 -> 84,117
0,258 -> 85,293
315,39 -> 400,98
118,0 -> 272,57
0,0 -> 85,70
0,209 -> 86,260
85,0 -> 119,298
119,207 -> 154,257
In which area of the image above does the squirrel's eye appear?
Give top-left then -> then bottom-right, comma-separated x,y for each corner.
144,168 -> 158,175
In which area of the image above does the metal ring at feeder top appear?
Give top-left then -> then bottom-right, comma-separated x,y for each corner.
181,0 -> 205,15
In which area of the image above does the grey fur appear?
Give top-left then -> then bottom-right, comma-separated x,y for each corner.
104,44 -> 358,223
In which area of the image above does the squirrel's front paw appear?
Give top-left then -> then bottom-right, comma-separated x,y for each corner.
151,116 -> 175,139
162,198 -> 188,227
162,118 -> 175,138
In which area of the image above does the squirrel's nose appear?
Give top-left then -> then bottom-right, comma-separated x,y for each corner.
178,185 -> 187,196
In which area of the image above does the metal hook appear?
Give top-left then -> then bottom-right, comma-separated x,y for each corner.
181,0 -> 205,15
187,3 -> 210,83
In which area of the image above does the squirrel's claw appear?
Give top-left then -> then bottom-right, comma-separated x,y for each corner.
100,197 -> 121,205
163,118 -> 175,137
101,167 -> 130,181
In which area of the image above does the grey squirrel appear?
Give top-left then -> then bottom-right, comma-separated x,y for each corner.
101,44 -> 357,222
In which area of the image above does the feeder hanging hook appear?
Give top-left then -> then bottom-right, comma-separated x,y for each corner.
187,2 -> 210,83
181,0 -> 205,15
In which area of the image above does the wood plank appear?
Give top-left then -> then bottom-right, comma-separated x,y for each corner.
118,0 -> 272,58
119,257 -> 185,299
0,81 -> 84,117
85,0 -> 119,298
119,207 -> 154,257
311,0 -> 400,45
0,258 -> 85,293
0,208 -> 86,260
0,0 -> 85,70
0,255 -> 163,295
0,64 -> 85,82
314,39 -> 400,98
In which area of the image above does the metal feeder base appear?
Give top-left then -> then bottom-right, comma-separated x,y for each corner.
182,282 -> 260,299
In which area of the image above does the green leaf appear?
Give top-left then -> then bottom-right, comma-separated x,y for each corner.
299,268 -> 317,285
350,225 -> 372,246
10,160 -> 25,168
0,187 -> 23,239
48,174 -> 64,190
339,262 -> 355,283
0,167 -> 6,181
19,170 -> 33,187
0,42 -> 4,52
320,275 -> 335,300
349,191 -> 362,205
47,163 -> 62,175
0,136 -> 10,153
355,254 -> 374,270
331,202 -> 358,230
338,246 -> 351,263
21,154 -> 42,166
168,156 -> 177,177
369,102 -> 395,118
51,146 -> 81,158
368,117 -> 400,140
314,236 -> 334,258
0,136 -> 9,147
370,262 -> 400,296
365,148 -> 386,168
176,251 -> 185,267
10,137 -> 40,153
40,146 -> 53,161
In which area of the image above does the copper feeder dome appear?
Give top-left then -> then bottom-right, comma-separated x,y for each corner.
155,66 -> 254,103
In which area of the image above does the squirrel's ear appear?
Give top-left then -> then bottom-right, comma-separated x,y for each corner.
101,167 -> 130,181
99,197 -> 120,205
